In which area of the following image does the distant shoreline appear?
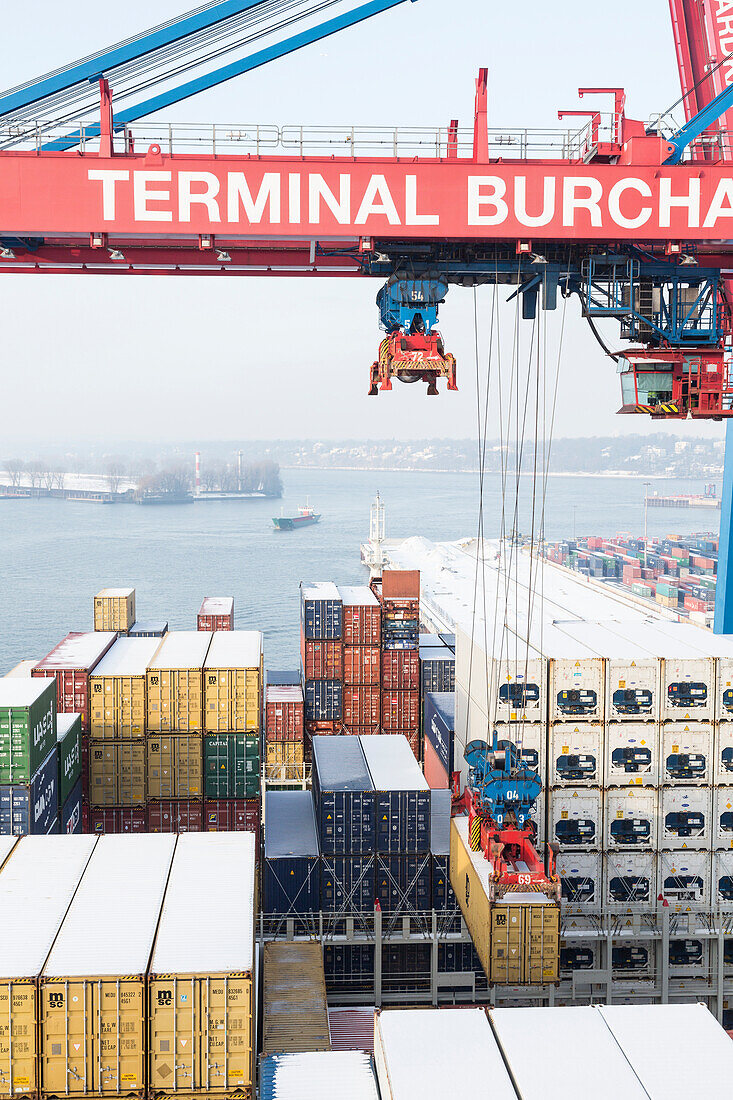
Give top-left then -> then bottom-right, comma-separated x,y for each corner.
280,465 -> 697,479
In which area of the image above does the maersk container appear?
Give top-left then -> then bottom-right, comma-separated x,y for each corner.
260,1052 -> 379,1100
60,776 -> 83,834
713,785 -> 733,848
712,849 -> 733,907
90,636 -> 163,739
604,850 -> 657,911
661,786 -> 711,849
266,670 -> 301,687
605,722 -> 659,786
604,788 -> 658,850
263,790 -> 320,915
339,585 -> 381,646
556,852 -> 602,913
424,692 -> 455,778
0,746 -> 58,835
33,631 -> 116,731
0,834 -> 97,1100
668,937 -> 709,978
420,647 -> 455,695
148,832 -> 256,1098
301,583 -> 342,641
56,712 -> 81,806
262,942 -> 331,1057
550,725 -> 601,786
147,631 -> 213,733
662,655 -> 715,721
147,733 -> 203,799
550,788 -> 602,850
321,855 -> 376,913
658,850 -> 712,909
305,679 -> 342,722
360,735 -> 430,854
40,833 -> 176,1100
661,722 -> 713,784
376,854 -> 431,912
311,736 -> 375,855
0,678 -> 56,785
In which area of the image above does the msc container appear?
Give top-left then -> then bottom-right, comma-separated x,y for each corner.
343,645 -> 380,686
419,648 -> 455,696
0,834 -> 97,1100
204,733 -> 259,799
343,686 -> 380,728
261,942 -> 330,1056
712,849 -> 733,907
147,800 -> 203,832
0,678 -> 56,785
604,788 -> 658,850
716,723 -> 733,783
304,680 -> 342,722
1,746 -> 58,835
311,736 -> 375,855
94,587 -> 136,632
60,777 -> 83,834
197,596 -> 235,632
56,713 -> 81,806
204,631 -> 263,733
265,685 -> 304,741
661,786 -> 711,849
128,621 -> 168,638
380,691 -> 420,732
88,807 -> 148,833
339,586 -> 381,646
265,741 -> 304,783
321,855 -> 376,913
88,740 -> 146,806
33,632 -> 117,732
550,788 -> 602,850
376,854 -> 431,912
89,637 -> 162,739
556,851 -> 602,913
423,693 -> 455,778
148,832 -> 255,1098
263,791 -> 319,915
381,650 -> 419,692
300,583 -> 342,641
662,655 -> 715,721
659,850 -> 712,909
604,850 -> 657,911
360,735 -> 430,854
661,722 -> 713,784
260,1052 -> 378,1100
550,725 -> 601,786
605,722 -> 659,786
301,638 -> 343,681
147,734 -> 203,799
147,632 -> 213,733
713,785 -> 733,848
40,833 -> 176,1100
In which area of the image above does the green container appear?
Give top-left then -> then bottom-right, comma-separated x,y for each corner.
204,733 -> 260,799
0,679 -> 56,785
56,713 -> 82,806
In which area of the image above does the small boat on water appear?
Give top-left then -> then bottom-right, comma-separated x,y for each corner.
272,503 -> 321,530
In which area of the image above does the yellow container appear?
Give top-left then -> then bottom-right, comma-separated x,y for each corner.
147,734 -> 203,799
89,740 -> 146,806
204,632 -> 263,733
147,634 -> 212,733
0,978 -> 36,1100
94,588 -> 136,632
264,740 -> 304,783
90,638 -> 162,739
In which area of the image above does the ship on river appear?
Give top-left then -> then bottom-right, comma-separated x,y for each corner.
272,503 -> 321,531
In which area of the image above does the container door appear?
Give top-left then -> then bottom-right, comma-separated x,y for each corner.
150,978 -> 197,1093
41,980 -> 90,1095
490,906 -> 525,984
205,671 -> 228,733
1,979 -> 36,1099
523,905 -> 560,984
97,979 -> 144,1095
201,976 -> 253,1095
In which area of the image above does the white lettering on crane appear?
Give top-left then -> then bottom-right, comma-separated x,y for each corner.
178,171 -> 221,223
514,175 -> 555,227
88,169 -> 130,221
227,172 -> 280,224
288,173 -> 301,223
467,176 -> 508,225
703,178 -> 733,227
405,175 -> 439,225
133,171 -> 172,222
354,175 -> 400,224
308,174 -> 350,224
562,177 -> 603,227
715,1 -> 733,83
659,176 -> 701,228
607,178 -> 653,229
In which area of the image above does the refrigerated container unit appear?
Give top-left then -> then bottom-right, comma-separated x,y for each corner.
148,832 -> 256,1099
381,649 -> 419,691
660,786 -> 712,849
265,685 -> 304,741
147,734 -> 203,799
88,740 -> 146,807
197,596 -> 234,632
90,637 -> 163,739
662,657 -> 715,722
550,652 -> 605,722
604,849 -> 657,911
1,746 -> 58,835
550,788 -> 602,851
604,788 -> 658,850
301,583 -> 343,640
146,632 -> 213,733
555,851 -> 602,913
550,725 -> 602,787
204,733 -> 259,799
343,645 -> 380,686
56,713 -> 81,807
127,620 -> 168,638
261,942 -> 330,1056
60,777 -> 83,834
204,631 -> 263,733
454,623 -> 546,725
310,736 -> 375,855
668,938 -> 709,977
381,944 -> 431,994
339,586 -> 381,646
147,799 -> 203,832
419,646 -> 455,695
88,807 -> 147,833
360,735 -> 430,853
263,790 -> 320,916
323,944 -> 375,993
661,722 -> 713,784
305,680 -> 342,722
423,692 -> 454,789
712,850 -> 733,907
260,1052 -> 378,1100
93,587 -> 136,632
40,834 -> 176,1100
658,850 -> 712,909
712,785 -> 733,848
605,722 -> 659,786
0,678 -> 56,785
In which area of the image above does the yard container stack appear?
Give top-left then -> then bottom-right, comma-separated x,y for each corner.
197,596 -> 235,631
93,587 -> 136,632
264,678 -> 305,788
339,586 -> 381,735
714,636 -> 733,913
56,714 -> 82,833
146,631 -> 213,833
0,679 -> 58,835
300,583 -> 343,744
379,571 -> 421,758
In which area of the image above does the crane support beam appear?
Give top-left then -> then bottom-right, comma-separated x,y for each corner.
665,81 -> 733,163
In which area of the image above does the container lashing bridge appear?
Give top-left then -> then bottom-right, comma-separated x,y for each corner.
3,0 -> 733,621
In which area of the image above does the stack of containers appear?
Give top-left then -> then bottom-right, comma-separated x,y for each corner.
301,584 -> 343,744
379,571 -> 421,758
197,596 -> 235,631
714,637 -> 733,909
146,631 -> 213,832
339,587 -> 381,735
203,631 -> 263,846
263,789 -> 321,918
93,587 -> 136,632
87,636 -> 162,834
0,680 -> 59,835
56,713 -> 83,833
264,675 -> 305,787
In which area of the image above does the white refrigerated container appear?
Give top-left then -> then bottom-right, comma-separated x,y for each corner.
550,724 -> 602,787
550,788 -> 602,851
660,722 -> 713,785
604,788 -> 658,851
660,786 -> 712,850
605,723 -> 659,786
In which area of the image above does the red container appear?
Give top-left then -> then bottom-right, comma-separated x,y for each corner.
381,600 -> 419,622
343,645 -> 380,686
340,726 -> 378,737
424,736 -> 450,789
300,635 -> 343,680
88,807 -> 148,834
381,690 -> 420,731
147,799 -> 203,832
306,720 -> 337,734
204,799 -> 260,857
265,685 -> 304,742
343,686 -> 380,727
342,603 -> 381,646
33,632 -> 116,731
381,650 -> 419,691
382,570 -> 420,600
197,597 -> 234,631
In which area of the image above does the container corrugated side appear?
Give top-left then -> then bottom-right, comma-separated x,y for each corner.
204,631 -> 263,733
94,588 -> 136,632
261,943 -> 330,1057
90,638 -> 162,739
147,633 -> 213,733
147,734 -> 203,799
0,679 -> 56,785
33,632 -> 117,732
360,736 -> 430,854
311,737 -> 375,856
263,792 -> 320,916
89,740 -> 146,806
0,746 -> 59,835
56,713 -> 82,806
259,1052 -> 378,1100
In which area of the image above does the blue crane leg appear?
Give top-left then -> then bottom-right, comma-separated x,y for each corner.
714,419 -> 733,632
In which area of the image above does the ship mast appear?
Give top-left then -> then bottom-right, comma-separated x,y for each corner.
368,491 -> 387,578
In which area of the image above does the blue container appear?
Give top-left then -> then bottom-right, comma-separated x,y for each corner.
59,776 -> 83,834
424,692 -> 456,777
420,649 -> 456,694
0,746 -> 59,835
376,854 -> 431,912
128,620 -> 168,637
321,855 -> 375,913
266,669 -> 301,687
304,680 -> 342,721
263,790 -> 320,915
301,583 -> 343,640
323,943 -> 374,989
311,736 -> 375,854
429,789 -> 458,915
361,735 -> 431,853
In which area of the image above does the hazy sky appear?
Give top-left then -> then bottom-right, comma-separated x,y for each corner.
1,0 -> 726,445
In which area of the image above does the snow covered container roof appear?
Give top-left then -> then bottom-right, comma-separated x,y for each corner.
0,678 -> 55,707
3,659 -> 38,677
148,631 -> 212,670
204,630 -> 263,669
301,582 -> 340,600
338,586 -> 379,607
264,791 -> 319,858
360,735 -> 429,792
0,838 -> 18,870
199,597 -> 234,615
266,685 -> 304,703
35,632 -> 117,671
91,637 -> 162,677
42,834 -> 176,978
96,587 -> 134,598
56,713 -> 81,736
260,1052 -> 380,1100
150,832 -> 255,975
0,836 -> 97,979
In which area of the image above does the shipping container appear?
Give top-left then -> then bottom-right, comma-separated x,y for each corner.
381,570 -> 420,601
3,660 -> 38,678
33,632 -> 119,731
717,656 -> 733,720
300,584 -> 342,641
1,746 -> 58,835
89,740 -> 146,806
556,851 -> 602,913
0,834 -> 97,1100
454,625 -> 546,725
381,650 -> 419,691
304,680 -> 342,722
661,722 -> 713,784
423,693 -> 455,781
662,655 -> 715,721
148,832 -> 255,1098
128,621 -> 168,638
712,849 -> 733,907
261,943 -> 330,1056
204,733 -> 259,799
147,800 -> 204,832
40,834 -> 176,1099
658,850 -> 712,909
343,645 -> 380,686
360,735 -> 430,853
60,777 -> 83,834
550,653 -> 605,722
375,853 -> 431,912
0,678 -> 56,785
147,734 -> 203,799
716,723 -> 733,783
550,725 -> 601,786
197,596 -> 235,632
343,686 -> 380,728
550,788 -> 602,850
321,855 -> 376,913
94,587 -> 136,632
204,631 -> 262,733
88,806 -> 147,834
260,1052 -> 378,1100
430,790 -> 459,917
605,722 -> 659,785
56,713 -> 82,807
380,691 -> 420,732
147,632 -> 213,733
265,740 -> 305,783
604,850 -> 657,911
339,586 -> 381,646
604,788 -> 658,850
323,944 -> 374,992
606,657 -> 659,722
266,670 -> 301,687
661,786 -> 711,849
263,791 -> 319,915
311,736 -> 375,855
301,637 -> 343,681
713,785 -> 733,848
419,647 -> 455,695
90,637 -> 162,739
204,799 -> 259,855
265,685 -> 304,741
